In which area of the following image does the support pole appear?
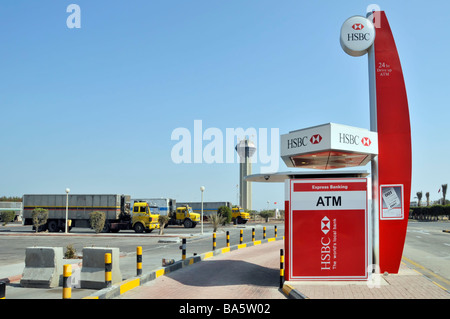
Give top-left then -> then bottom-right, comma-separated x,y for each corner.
136,246 -> 142,276
280,249 -> 285,288
367,12 -> 379,270
0,281 -> 6,299
63,264 -> 72,299
105,253 -> 112,287
181,238 -> 186,260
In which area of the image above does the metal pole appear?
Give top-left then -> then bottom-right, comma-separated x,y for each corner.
0,281 -> 5,299
136,246 -> 142,276
105,253 -> 112,287
181,238 -> 186,260
280,249 -> 285,288
65,188 -> 70,233
367,12 -> 379,270
63,264 -> 72,299
200,186 -> 205,235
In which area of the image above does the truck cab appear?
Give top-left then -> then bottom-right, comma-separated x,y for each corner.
132,201 -> 160,233
169,205 -> 200,228
232,206 -> 250,224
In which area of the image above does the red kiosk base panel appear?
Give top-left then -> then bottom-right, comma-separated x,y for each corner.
285,178 -> 369,281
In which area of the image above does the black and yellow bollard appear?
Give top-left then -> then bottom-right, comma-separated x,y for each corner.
136,246 -> 142,276
226,231 -> 230,247
263,226 -> 266,239
252,228 -> 255,242
0,281 -> 5,299
213,233 -> 216,250
105,253 -> 112,287
280,249 -> 285,288
181,238 -> 186,260
275,225 -> 278,238
63,264 -> 72,299
240,229 -> 243,244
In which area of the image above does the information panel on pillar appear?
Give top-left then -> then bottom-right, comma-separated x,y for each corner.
287,178 -> 369,281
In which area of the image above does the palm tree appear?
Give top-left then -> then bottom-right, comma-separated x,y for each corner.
425,192 -> 430,206
416,191 -> 423,207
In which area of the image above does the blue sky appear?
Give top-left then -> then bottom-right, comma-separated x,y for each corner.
1,0 -> 449,210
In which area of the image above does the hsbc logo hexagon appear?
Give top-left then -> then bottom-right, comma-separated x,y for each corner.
361,137 -> 371,146
310,134 -> 322,145
352,23 -> 364,30
321,216 -> 330,235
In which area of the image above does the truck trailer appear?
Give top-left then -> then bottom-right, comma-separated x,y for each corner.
132,198 -> 176,216
22,194 -> 134,233
181,202 -> 250,224
181,201 -> 232,217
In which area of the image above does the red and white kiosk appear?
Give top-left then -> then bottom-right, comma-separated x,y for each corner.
247,10 -> 411,281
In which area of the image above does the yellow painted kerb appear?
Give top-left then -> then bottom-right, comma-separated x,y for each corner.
204,252 -> 214,259
120,278 -> 140,295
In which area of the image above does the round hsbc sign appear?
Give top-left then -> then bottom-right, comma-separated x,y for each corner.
340,16 -> 375,57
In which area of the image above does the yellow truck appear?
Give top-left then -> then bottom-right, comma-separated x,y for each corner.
232,206 -> 250,224
168,205 -> 200,228
131,201 -> 160,233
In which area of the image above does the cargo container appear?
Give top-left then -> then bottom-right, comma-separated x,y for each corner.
22,194 -> 133,232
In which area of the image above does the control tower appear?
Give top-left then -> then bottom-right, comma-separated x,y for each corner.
235,139 -> 256,210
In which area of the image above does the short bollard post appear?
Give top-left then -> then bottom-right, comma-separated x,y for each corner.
0,281 -> 6,299
275,225 -> 278,238
240,229 -> 243,244
252,228 -> 255,242
263,226 -> 266,240
181,238 -> 186,260
280,249 -> 285,288
213,233 -> 216,250
63,264 -> 72,299
136,246 -> 143,276
105,253 -> 112,287
226,231 -> 230,247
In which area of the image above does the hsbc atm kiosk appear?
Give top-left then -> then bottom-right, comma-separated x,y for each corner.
247,10 -> 411,280
248,123 -> 378,281
286,175 -> 370,281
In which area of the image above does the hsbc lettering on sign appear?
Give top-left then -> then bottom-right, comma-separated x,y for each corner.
340,16 -> 375,57
287,178 -> 369,280
332,127 -> 378,154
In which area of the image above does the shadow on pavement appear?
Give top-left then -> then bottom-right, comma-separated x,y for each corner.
164,259 -> 279,287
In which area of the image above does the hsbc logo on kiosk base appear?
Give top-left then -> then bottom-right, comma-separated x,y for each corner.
320,216 -> 334,270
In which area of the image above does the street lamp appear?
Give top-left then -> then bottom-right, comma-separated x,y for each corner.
65,188 -> 70,233
200,186 -> 205,234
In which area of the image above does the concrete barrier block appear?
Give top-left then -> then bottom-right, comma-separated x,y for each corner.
20,247 -> 63,288
80,247 -> 122,289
